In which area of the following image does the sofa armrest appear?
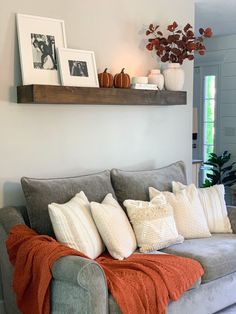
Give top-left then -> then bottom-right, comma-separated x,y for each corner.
51,255 -> 108,314
0,208 -> 109,313
227,206 -> 236,233
0,207 -> 26,233
0,208 -> 24,314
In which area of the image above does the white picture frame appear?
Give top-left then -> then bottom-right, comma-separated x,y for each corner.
57,48 -> 99,87
16,13 -> 67,85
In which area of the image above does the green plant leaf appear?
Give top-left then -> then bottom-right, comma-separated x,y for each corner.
225,179 -> 236,187
203,178 -> 212,187
204,150 -> 236,187
210,152 -> 218,157
226,170 -> 236,176
208,156 -> 218,163
204,161 -> 218,167
222,163 -> 236,173
211,169 -> 220,175
222,156 -> 231,164
222,174 -> 236,184
206,173 -> 215,179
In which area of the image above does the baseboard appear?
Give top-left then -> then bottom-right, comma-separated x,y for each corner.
0,300 -> 6,314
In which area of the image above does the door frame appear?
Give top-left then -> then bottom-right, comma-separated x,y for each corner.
194,63 -> 221,160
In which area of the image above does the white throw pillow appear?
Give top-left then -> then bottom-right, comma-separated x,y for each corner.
149,185 -> 211,239
123,194 -> 184,253
172,182 -> 232,233
48,191 -> 104,259
90,194 -> 137,260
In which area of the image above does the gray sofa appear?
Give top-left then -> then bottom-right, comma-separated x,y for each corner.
1,161 -> 236,314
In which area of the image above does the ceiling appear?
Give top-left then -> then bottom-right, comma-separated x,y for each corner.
195,0 -> 236,36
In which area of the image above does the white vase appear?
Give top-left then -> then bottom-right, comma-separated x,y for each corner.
163,63 -> 184,91
148,69 -> 164,90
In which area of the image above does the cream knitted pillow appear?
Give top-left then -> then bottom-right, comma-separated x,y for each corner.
48,191 -> 104,259
149,185 -> 211,239
172,182 -> 232,233
90,194 -> 137,260
124,194 -> 184,253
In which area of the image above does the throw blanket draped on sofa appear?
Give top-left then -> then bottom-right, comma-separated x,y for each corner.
6,225 -> 204,314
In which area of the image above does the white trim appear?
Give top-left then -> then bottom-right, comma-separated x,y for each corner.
193,63 -> 221,184
195,51 -> 225,66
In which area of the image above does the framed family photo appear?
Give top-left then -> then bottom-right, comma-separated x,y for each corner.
16,14 -> 67,85
57,48 -> 99,87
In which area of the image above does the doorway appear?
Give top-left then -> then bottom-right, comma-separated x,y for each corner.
193,64 -> 219,185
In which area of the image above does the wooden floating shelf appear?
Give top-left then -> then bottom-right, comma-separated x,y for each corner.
17,85 -> 187,106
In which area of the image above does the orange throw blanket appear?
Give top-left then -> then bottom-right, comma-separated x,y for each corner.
6,224 -> 204,314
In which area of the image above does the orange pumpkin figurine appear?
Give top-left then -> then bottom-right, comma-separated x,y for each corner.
98,68 -> 113,88
114,68 -> 131,88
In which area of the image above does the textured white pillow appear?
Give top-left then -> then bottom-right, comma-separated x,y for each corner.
90,194 -> 137,260
124,194 -> 184,253
172,182 -> 232,233
48,191 -> 104,259
149,185 -> 211,239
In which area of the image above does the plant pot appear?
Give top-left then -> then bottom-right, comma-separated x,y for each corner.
163,63 -> 184,91
148,69 -> 164,90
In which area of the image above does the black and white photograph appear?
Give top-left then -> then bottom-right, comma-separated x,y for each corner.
58,48 -> 99,87
31,34 -> 57,70
68,60 -> 88,77
17,14 -> 67,85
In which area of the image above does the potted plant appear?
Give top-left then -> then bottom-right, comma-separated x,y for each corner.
203,151 -> 236,187
145,22 -> 213,90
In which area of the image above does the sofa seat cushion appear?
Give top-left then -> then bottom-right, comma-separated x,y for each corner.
134,250 -> 201,289
161,234 -> 236,283
111,161 -> 187,206
107,249 -> 202,314
21,170 -> 116,236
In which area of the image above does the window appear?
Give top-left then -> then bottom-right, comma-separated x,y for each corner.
193,65 -> 218,185
202,75 -> 216,182
203,75 -> 216,162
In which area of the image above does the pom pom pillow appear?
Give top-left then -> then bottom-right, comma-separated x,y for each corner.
124,193 -> 183,253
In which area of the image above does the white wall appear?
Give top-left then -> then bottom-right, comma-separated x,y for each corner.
0,0 -> 194,310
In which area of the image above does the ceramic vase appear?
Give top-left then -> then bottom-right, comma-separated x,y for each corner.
163,63 -> 184,91
148,69 -> 164,90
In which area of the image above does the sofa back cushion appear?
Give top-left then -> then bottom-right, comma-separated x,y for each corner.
21,170 -> 115,236
111,161 -> 187,206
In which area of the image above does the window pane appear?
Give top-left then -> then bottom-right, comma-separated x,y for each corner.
204,76 -> 216,99
202,73 -> 217,184
204,145 -> 214,161
204,122 -> 215,145
204,99 -> 215,122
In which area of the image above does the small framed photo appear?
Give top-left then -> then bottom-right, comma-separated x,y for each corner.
16,14 -> 67,85
57,48 -> 99,87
